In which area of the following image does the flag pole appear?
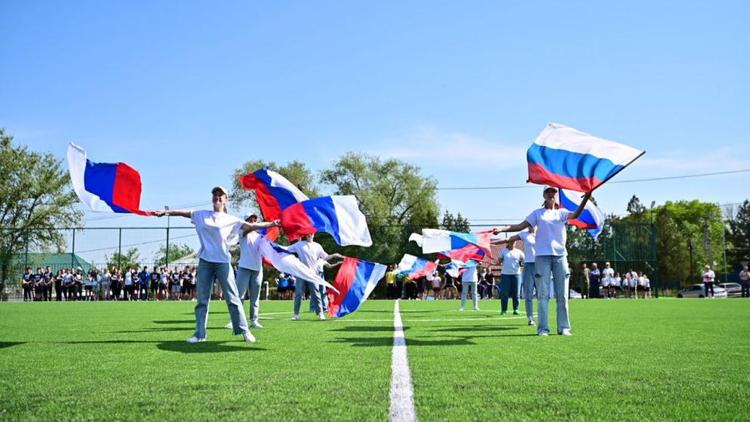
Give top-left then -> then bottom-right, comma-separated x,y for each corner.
591,150 -> 646,193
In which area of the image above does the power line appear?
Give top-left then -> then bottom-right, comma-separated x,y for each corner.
74,233 -> 197,255
437,168 -> 750,190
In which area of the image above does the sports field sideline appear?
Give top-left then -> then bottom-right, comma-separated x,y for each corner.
1,299 -> 748,421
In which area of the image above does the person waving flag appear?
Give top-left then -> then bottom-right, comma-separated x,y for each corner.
527,123 -> 645,192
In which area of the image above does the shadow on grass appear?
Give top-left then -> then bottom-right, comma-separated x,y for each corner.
112,326 -> 229,333
331,336 -> 476,347
329,326 -> 405,332
58,339 -> 265,353
0,341 -> 26,350
428,326 -> 518,332
153,320 -> 194,324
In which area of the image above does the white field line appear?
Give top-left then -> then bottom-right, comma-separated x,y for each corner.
390,300 -> 416,422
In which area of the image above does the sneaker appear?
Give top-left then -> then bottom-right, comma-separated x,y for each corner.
224,322 -> 233,330
559,329 -> 572,336
186,336 -> 205,344
528,319 -> 536,326
458,308 -> 464,312
242,331 -> 256,343
513,310 -> 520,315
538,331 -> 549,337
250,320 -> 263,328
318,313 -> 326,320
473,307 -> 480,311
291,314 -> 300,321
500,311 -> 507,315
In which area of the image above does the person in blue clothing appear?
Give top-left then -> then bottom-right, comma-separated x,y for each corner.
136,266 -> 149,301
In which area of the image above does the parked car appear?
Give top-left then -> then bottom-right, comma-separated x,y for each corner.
717,283 -> 742,298
676,284 -> 727,298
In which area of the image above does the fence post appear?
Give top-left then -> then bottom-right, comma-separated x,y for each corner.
118,228 -> 122,269
71,228 -> 76,268
165,206 -> 170,267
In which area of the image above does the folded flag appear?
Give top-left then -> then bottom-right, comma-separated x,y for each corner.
420,229 -> 493,258
327,257 -> 386,318
396,254 -> 438,279
256,236 -> 337,292
527,123 -> 645,192
559,188 -> 605,239
66,143 -> 152,215
444,259 -> 476,278
239,167 -> 309,240
281,195 -> 372,247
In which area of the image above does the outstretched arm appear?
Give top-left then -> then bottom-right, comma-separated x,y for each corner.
153,209 -> 191,218
241,220 -> 280,235
493,221 -> 531,234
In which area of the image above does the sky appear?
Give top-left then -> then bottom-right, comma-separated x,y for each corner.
2,1 -> 749,264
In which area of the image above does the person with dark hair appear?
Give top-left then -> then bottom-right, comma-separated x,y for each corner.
110,267 -> 122,300
153,186 -> 278,343
589,263 -> 601,299
499,241 -> 524,316
54,268 -> 64,301
287,233 -> 342,320
494,186 -> 591,336
702,265 -> 716,298
740,265 -> 750,298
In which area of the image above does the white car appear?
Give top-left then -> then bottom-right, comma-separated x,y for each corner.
676,284 -> 727,299
717,283 -> 742,298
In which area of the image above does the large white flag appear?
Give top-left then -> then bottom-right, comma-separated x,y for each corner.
256,236 -> 338,292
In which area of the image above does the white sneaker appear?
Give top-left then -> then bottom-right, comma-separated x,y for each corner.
538,331 -> 549,337
250,320 -> 263,328
528,319 -> 536,326
291,314 -> 300,321
474,307 -> 480,311
459,308 -> 464,312
224,322 -> 233,330
242,331 -> 256,343
559,329 -> 572,336
186,336 -> 205,344
318,313 -> 326,320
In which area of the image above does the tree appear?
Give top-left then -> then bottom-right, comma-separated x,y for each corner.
153,243 -> 194,266
319,152 -> 440,263
229,160 -> 319,212
105,248 -> 141,272
726,200 -> 750,269
0,129 -> 83,295
441,210 -> 470,232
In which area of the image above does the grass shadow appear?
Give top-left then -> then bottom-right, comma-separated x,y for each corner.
429,326 -> 518,332
57,339 -> 265,353
0,341 -> 26,350
331,336 -> 476,347
329,326 -> 404,332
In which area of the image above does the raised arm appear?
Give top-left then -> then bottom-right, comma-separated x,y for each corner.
568,192 -> 592,220
324,253 -> 344,262
153,209 -> 192,218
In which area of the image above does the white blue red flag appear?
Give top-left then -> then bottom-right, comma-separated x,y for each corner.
396,254 -> 438,279
420,229 -> 493,258
527,123 -> 644,192
280,195 -> 372,247
327,257 -> 386,318
559,188 -> 606,239
67,143 -> 152,215
438,244 -> 486,262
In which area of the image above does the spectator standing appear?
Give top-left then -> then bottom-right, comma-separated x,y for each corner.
581,263 -> 590,299
499,242 -> 524,316
460,263 -> 480,311
286,233 -> 342,321
740,266 -> 750,298
702,265 -> 716,298
589,263 -> 601,299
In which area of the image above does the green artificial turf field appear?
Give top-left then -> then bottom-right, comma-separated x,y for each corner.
1,298 -> 748,421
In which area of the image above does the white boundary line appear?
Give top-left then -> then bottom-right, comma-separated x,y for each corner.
389,300 -> 416,422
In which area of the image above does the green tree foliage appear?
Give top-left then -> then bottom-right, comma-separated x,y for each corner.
726,200 -> 750,269
153,243 -> 194,266
441,210 -> 470,232
0,129 -> 83,294
654,200 -> 725,286
105,248 -> 141,272
229,160 -> 319,213
319,152 -> 440,263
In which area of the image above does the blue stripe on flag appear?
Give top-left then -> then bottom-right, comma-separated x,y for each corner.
337,260 -> 375,317
83,161 -> 128,213
527,144 -> 624,183
255,169 -> 301,210
301,196 -> 341,244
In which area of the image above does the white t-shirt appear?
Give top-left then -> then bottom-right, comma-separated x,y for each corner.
524,208 -> 571,256
431,276 -> 441,289
500,248 -> 524,275
612,276 -> 621,287
517,231 -> 536,263
191,210 -> 244,264
702,270 -> 715,283
238,231 -> 262,270
462,266 -> 478,282
602,267 -> 614,286
642,277 -> 650,288
287,240 -> 329,269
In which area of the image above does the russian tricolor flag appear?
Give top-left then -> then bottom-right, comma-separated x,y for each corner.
396,254 -> 438,279
280,195 -> 373,247
527,123 -> 644,192
327,257 -> 386,318
420,229 -> 493,258
559,188 -> 605,239
239,167 -> 309,219
67,143 -> 152,215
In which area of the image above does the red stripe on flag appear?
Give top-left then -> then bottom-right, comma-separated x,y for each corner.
112,163 -> 150,215
280,202 -> 316,242
327,257 -> 358,318
527,163 -> 603,192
